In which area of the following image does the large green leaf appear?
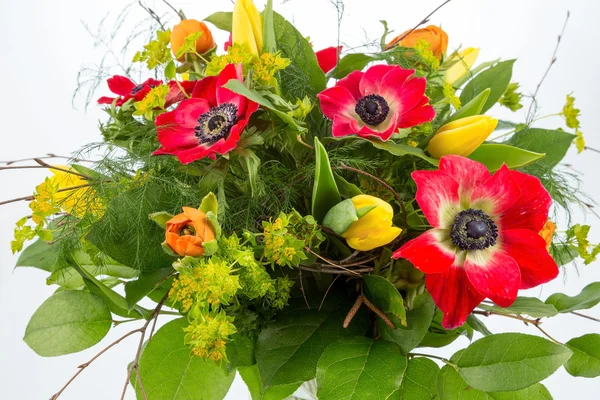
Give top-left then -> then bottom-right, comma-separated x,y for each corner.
468,144 -> 545,172
332,53 -> 376,79
312,137 -> 341,222
507,128 -> 575,170
204,11 -> 232,31
378,292 -> 435,354
564,333 -> 600,377
460,60 -> 515,113
394,357 -> 439,399
238,364 -> 300,400
545,282 -> 600,313
369,139 -> 439,166
137,318 -> 235,399
255,298 -> 369,390
47,263 -> 138,289
15,237 -> 61,272
273,12 -> 326,99
478,297 -> 558,318
455,333 -> 572,392
24,290 -> 111,357
124,267 -> 173,309
363,274 -> 406,326
316,337 -> 407,400
437,364 -> 553,400
445,88 -> 491,124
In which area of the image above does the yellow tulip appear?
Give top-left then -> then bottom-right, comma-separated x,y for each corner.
232,0 -> 263,56
446,47 -> 480,85
428,115 -> 498,159
341,195 -> 402,252
50,167 -> 102,218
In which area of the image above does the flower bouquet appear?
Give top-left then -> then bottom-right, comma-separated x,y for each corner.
6,0 -> 599,399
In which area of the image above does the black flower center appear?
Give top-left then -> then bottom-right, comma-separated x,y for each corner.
131,84 -> 145,94
450,209 -> 498,251
194,103 -> 238,145
355,94 -> 390,126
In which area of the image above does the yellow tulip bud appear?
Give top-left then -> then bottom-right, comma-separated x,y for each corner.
341,195 -> 402,252
232,0 -> 263,56
445,47 -> 480,85
428,115 -> 498,159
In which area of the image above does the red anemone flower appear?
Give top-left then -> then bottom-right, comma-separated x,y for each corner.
316,46 -> 342,74
165,80 -> 196,107
153,64 -> 259,164
393,156 -> 559,329
97,76 -> 163,106
317,65 -> 435,141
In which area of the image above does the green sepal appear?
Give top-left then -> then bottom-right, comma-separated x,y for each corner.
356,204 -> 377,219
312,137 -> 341,222
202,239 -> 219,257
322,199 -> 358,235
199,192 -> 218,215
161,242 -> 179,257
149,211 -> 174,229
206,210 -> 221,238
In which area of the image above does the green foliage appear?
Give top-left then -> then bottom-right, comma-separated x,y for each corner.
24,291 -> 111,357
563,224 -> 600,264
16,237 -> 61,272
478,297 -> 558,318
499,82 -> 524,111
332,53 -> 376,79
564,334 -> 600,378
397,357 -> 440,399
369,139 -> 439,166
468,144 -> 545,172
545,282 -> 600,313
124,267 -> 172,308
204,11 -> 232,32
455,333 -> 572,392
507,128 -> 575,170
316,337 -> 407,400
363,274 -> 407,326
238,364 -> 300,400
133,29 -> 172,70
460,60 -> 515,113
312,137 -> 341,222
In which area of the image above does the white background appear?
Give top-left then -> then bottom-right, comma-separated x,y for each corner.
1,0 -> 599,399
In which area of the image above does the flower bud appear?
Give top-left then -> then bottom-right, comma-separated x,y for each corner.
232,0 -> 263,56
387,25 -> 448,59
428,115 -> 498,158
445,47 -> 480,85
171,19 -> 215,60
165,207 -> 216,257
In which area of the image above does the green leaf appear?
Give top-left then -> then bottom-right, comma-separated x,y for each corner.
24,291 -> 111,357
468,144 -> 545,172
379,292 -> 435,354
335,173 -> 363,198
262,0 -> 276,53
164,60 -> 176,80
238,364 -> 300,400
199,192 -> 218,215
437,364 -> 553,400
332,53 -> 376,79
137,318 -> 235,399
564,333 -> 600,377
47,262 -> 137,290
479,297 -> 558,318
317,337 -> 407,400
255,298 -> 369,390
545,282 -> 600,313
467,314 -> 493,336
455,333 -> 572,392
16,237 -> 61,272
419,311 -> 470,348
148,211 -> 173,229
204,11 -> 232,31
363,274 -> 407,326
507,128 -> 575,170
312,137 -> 341,222
239,149 -> 262,196
124,267 -> 173,309
369,139 -> 439,166
395,357 -> 440,399
446,88 -> 491,124
460,60 -> 515,113
322,199 -> 358,235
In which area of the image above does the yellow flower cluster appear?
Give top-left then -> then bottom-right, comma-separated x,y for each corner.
206,44 -> 254,77
253,52 -> 291,86
413,39 -> 440,71
263,216 -> 307,267
183,310 -> 237,362
134,84 -> 169,120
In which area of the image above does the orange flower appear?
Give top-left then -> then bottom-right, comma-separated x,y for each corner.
539,220 -> 556,251
171,19 -> 215,60
165,207 -> 215,257
386,25 -> 448,59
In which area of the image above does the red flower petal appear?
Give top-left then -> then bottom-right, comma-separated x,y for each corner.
464,249 -> 520,307
471,165 -> 521,217
315,46 -> 342,74
173,98 -> 211,128
393,229 -> 455,274
192,76 -> 218,106
426,264 -> 485,329
439,156 -> 490,200
359,64 -> 397,96
175,145 -> 215,164
107,75 -> 136,96
331,115 -> 362,138
156,109 -> 200,151
502,229 -> 559,289
317,86 -> 357,120
397,103 -> 436,129
165,80 -> 195,108
216,64 -> 243,106
97,96 -> 116,105
412,170 -> 460,229
500,171 -> 552,232
336,71 -> 363,100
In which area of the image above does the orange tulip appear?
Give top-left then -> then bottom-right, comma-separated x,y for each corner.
386,25 -> 448,59
165,207 -> 215,257
171,19 -> 215,60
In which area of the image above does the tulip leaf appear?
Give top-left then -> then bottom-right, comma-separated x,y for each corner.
460,59 -> 515,113
369,139 -> 439,166
396,357 -> 440,399
564,334 -> 600,377
455,333 -> 572,392
507,128 -> 575,170
322,198 -> 358,235
478,296 -> 558,318
204,11 -> 232,32
24,290 -> 112,357
363,274 -> 407,327
545,282 -> 600,313
332,53 -> 376,79
445,88 -> 490,124
378,292 -> 435,354
468,144 -> 545,172
312,137 -> 341,222
262,0 -> 276,53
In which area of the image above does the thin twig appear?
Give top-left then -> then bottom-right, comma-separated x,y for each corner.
409,352 -> 459,371
362,295 -> 395,329
298,268 -> 310,310
384,0 -> 452,50
138,1 -> 165,30
0,183 -> 95,206
300,265 -> 374,276
343,296 -> 364,328
584,146 -> 600,154
0,154 -> 93,165
533,323 -> 562,344
35,158 -> 93,180
319,275 -> 341,311
304,247 -> 361,275
571,311 -> 600,323
161,0 -> 185,20
472,309 -> 539,325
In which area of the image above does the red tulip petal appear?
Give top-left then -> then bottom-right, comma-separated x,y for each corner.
336,70 -> 363,100
439,156 -> 491,200
426,264 -> 485,329
412,170 -> 460,229
107,75 -> 136,96
397,104 -> 436,129
500,171 -> 552,232
502,229 -> 559,289
192,76 -> 218,106
464,248 -> 520,307
359,64 -> 397,96
471,165 -> 521,217
393,229 -> 455,274
317,86 -> 357,119
315,46 -> 342,74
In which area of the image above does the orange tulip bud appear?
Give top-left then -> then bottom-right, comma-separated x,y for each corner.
387,25 -> 448,59
170,19 -> 215,61
165,207 -> 215,257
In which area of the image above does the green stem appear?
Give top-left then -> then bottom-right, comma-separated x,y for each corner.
409,352 -> 459,371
